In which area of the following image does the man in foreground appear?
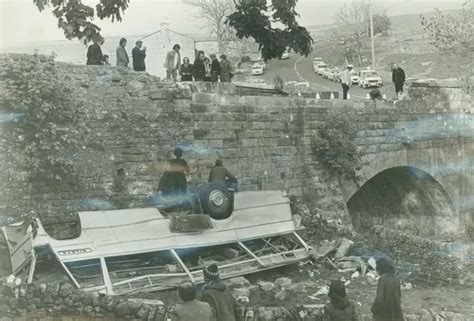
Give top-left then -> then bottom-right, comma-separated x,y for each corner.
168,282 -> 215,321
201,263 -> 242,321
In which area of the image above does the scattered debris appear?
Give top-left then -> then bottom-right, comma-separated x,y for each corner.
368,257 -> 377,270
334,238 -> 354,259
401,282 -> 413,290
351,271 -> 360,279
275,277 -> 292,288
314,285 -> 329,297
336,256 -> 367,274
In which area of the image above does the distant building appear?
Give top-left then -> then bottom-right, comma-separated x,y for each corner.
138,28 -> 219,78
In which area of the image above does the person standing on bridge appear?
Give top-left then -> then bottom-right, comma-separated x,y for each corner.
132,40 -> 146,72
341,64 -> 353,100
392,64 -> 406,100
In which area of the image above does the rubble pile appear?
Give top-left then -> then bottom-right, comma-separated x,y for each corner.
369,225 -> 469,285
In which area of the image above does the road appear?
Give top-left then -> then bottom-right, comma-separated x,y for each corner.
257,51 -> 390,99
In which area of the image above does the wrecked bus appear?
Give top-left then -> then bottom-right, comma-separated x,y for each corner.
0,190 -> 309,295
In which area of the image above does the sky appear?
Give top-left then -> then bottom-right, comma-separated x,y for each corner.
0,0 -> 466,48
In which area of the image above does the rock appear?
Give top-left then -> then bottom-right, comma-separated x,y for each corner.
84,305 -> 94,313
258,281 -> 275,292
232,287 -> 250,298
224,276 -> 250,288
314,285 -> 329,297
419,309 -> 433,321
274,277 -> 292,288
274,289 -> 286,300
405,315 -> 420,321
58,283 -> 73,298
115,301 -> 130,317
440,312 -> 465,321
149,90 -> 163,100
111,74 -> 121,82
81,80 -> 90,88
137,305 -> 150,319
286,282 -> 306,293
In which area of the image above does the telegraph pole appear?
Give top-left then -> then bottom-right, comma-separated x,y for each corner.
369,0 -> 375,69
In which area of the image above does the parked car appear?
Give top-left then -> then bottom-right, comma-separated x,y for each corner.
313,57 -> 323,63
314,63 -> 328,75
254,60 -> 266,70
328,68 -> 341,82
251,64 -> 264,75
280,50 -> 290,59
322,68 -> 333,80
358,69 -> 383,88
350,70 -> 359,84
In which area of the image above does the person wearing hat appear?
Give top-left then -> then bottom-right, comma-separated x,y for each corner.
167,281 -> 215,321
219,54 -> 233,83
132,40 -> 146,72
341,64 -> 353,100
165,44 -> 181,80
201,263 -> 242,321
323,279 -> 359,321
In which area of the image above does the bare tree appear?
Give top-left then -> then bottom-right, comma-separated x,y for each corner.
333,0 -> 370,66
184,0 -> 235,53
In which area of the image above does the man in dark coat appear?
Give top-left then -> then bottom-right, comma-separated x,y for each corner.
180,57 -> 194,81
86,36 -> 103,65
371,257 -> 404,321
323,280 -> 359,321
201,263 -> 242,321
209,54 -> 221,82
168,282 -> 215,321
392,64 -> 406,98
193,51 -> 206,81
157,147 -> 189,196
132,40 -> 146,71
208,159 -> 235,183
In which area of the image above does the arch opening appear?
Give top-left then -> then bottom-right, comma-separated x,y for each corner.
347,166 -> 460,238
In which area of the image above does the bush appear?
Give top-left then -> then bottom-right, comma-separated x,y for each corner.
312,112 -> 363,184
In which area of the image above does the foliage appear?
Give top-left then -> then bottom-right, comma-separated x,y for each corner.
333,0 -> 369,66
421,0 -> 474,53
227,0 -> 313,61
421,0 -> 474,92
0,55 -> 86,214
33,0 -> 130,44
184,0 -> 235,53
312,112 -> 363,184
371,13 -> 391,35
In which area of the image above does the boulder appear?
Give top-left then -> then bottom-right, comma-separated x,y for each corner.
224,276 -> 250,288
419,309 -> 432,321
232,287 -> 250,298
258,281 -> 275,292
114,301 -> 130,317
58,283 -> 73,298
274,277 -> 292,288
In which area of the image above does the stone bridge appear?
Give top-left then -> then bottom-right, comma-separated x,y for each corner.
1,55 -> 473,239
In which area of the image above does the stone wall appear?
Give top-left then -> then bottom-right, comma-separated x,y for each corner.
1,55 -> 473,236
0,282 -> 471,321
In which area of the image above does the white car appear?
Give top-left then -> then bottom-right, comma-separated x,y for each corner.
251,64 -> 264,75
313,57 -> 323,63
254,61 -> 266,70
280,50 -> 290,59
358,69 -> 383,88
315,63 -> 328,75
350,70 -> 359,84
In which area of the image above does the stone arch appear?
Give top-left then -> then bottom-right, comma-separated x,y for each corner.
346,165 -> 460,237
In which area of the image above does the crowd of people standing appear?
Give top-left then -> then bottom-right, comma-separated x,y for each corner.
86,37 -> 233,82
